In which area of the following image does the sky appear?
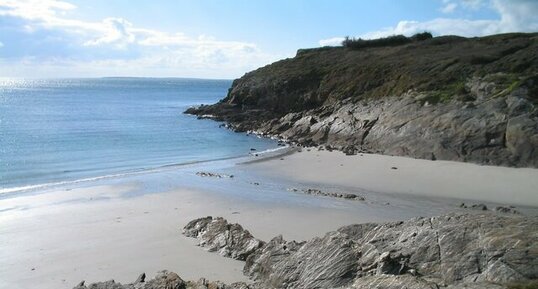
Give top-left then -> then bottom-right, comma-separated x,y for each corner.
0,0 -> 537,79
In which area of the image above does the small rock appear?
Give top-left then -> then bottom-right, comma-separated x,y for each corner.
495,206 -> 520,214
135,272 -> 145,283
471,204 -> 488,211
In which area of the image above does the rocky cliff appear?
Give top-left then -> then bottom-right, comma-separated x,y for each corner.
185,33 -> 538,167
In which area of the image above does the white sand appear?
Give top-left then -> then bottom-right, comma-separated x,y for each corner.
246,150 -> 538,207
0,181 -> 401,289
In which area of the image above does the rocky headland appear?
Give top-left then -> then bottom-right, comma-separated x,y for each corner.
71,33 -> 538,289
74,212 -> 538,289
186,33 -> 538,167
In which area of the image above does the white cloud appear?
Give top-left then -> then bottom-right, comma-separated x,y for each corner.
361,18 -> 501,39
492,0 -> 538,32
319,37 -> 345,47
461,0 -> 484,9
0,41 -> 3,47
83,18 -> 136,48
0,0 -> 284,77
440,2 -> 458,13
319,0 -> 538,45
0,49 -> 281,79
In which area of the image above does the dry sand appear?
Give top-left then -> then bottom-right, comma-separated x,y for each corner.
246,150 -> 538,207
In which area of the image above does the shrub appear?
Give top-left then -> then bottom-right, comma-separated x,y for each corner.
342,32 -> 433,50
410,32 -> 433,41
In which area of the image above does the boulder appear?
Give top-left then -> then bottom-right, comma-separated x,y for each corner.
183,217 -> 265,261
73,271 -> 186,289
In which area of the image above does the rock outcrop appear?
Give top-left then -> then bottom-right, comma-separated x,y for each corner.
183,216 -> 265,261
183,213 -> 538,289
185,33 -> 538,167
73,271 -> 253,289
289,188 -> 365,201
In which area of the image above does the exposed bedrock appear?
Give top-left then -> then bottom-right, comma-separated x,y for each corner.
186,33 -> 538,167
73,271 -> 253,289
183,213 -> 538,289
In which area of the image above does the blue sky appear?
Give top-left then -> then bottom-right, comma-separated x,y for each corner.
0,0 -> 537,78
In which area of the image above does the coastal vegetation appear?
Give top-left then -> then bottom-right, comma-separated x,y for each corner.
341,32 -> 433,49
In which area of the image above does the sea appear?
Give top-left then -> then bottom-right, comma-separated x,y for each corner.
0,78 -> 279,195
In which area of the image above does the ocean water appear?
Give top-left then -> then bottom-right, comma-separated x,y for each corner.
0,78 -> 278,194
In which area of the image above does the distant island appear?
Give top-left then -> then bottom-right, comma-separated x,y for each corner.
187,32 -> 538,167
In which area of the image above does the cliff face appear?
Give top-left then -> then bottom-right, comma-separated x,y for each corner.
186,33 -> 538,167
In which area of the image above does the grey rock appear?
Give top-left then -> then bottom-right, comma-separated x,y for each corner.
350,275 -> 440,289
470,203 -> 488,211
182,217 -> 265,261
187,278 -> 253,289
77,212 -> 538,289
196,172 -> 234,179
245,231 -> 359,289
495,206 -> 521,214
74,271 -> 254,289
295,188 -> 365,201
135,273 -> 146,283
185,213 -> 538,289
459,203 -> 488,211
144,271 -> 186,289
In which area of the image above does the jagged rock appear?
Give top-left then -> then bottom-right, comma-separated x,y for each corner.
244,231 -> 361,289
135,273 -> 146,283
144,271 -> 186,289
74,272 -> 254,289
495,206 -> 521,214
186,278 -> 253,289
185,213 -> 538,289
196,172 -> 234,178
73,271 -> 186,289
460,203 -> 488,211
470,203 -> 488,211
182,217 -> 265,261
350,275 -> 440,289
293,188 -> 366,201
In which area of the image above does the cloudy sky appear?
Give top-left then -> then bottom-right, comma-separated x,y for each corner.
0,0 -> 537,79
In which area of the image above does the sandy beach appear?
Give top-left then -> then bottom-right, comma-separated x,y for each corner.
247,149 -> 538,207
1,150 -> 538,289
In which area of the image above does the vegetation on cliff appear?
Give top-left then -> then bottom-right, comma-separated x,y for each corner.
341,32 -> 433,49
186,32 -> 538,167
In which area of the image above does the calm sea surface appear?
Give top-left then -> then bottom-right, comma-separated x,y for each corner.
0,78 -> 278,193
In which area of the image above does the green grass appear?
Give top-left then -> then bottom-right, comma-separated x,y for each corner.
422,81 -> 469,104
507,79 -> 522,93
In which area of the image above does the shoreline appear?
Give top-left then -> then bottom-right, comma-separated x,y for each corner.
0,145 -> 293,198
1,148 -> 537,289
245,149 -> 538,208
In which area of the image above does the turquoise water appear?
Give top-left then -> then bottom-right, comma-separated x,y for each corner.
0,78 -> 278,193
